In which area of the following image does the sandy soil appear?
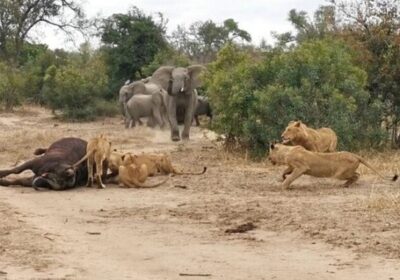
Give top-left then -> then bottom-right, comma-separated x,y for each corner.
0,106 -> 400,280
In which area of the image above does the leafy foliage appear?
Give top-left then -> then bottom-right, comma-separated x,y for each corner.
141,47 -> 190,77
0,0 -> 86,63
42,45 -> 110,121
331,0 -> 400,146
0,63 -> 26,111
99,7 -> 168,94
171,19 -> 251,63
205,40 -> 385,157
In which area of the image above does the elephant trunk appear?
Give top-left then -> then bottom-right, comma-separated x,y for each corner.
167,79 -> 175,96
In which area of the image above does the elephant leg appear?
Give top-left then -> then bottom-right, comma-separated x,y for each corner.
137,119 -> 144,126
152,106 -> 164,129
162,113 -> 169,130
147,116 -> 155,128
181,95 -> 195,140
124,112 -> 132,128
119,101 -> 126,118
167,97 -> 180,141
194,115 -> 200,126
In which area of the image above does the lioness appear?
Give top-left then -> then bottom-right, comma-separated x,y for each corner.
268,143 -> 397,189
108,150 -> 124,177
118,163 -> 169,188
122,153 -> 207,176
74,134 -> 111,189
281,120 -> 337,152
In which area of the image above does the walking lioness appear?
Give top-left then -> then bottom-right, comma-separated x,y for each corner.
74,134 -> 111,189
281,120 -> 337,152
268,143 -> 397,189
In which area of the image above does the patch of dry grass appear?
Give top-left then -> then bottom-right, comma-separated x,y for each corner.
357,150 -> 400,176
365,189 -> 400,211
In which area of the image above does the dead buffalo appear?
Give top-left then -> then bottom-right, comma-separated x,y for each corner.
0,137 -> 88,190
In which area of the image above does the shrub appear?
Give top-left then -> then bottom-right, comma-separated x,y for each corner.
93,99 -> 119,117
42,48 -> 110,121
204,44 -> 258,146
0,63 -> 26,111
205,40 -> 386,157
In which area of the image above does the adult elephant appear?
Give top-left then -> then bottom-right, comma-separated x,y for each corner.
149,65 -> 206,141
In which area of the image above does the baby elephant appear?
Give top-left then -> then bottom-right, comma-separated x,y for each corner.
194,96 -> 212,126
124,92 -> 166,129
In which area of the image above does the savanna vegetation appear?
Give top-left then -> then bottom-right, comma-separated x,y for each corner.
1,0 -> 400,154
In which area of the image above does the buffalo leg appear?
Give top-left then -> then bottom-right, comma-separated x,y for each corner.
0,176 -> 34,187
0,159 -> 35,178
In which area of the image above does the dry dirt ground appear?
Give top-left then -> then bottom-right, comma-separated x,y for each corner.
0,106 -> 400,280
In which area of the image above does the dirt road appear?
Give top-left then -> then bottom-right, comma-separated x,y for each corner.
0,107 -> 399,279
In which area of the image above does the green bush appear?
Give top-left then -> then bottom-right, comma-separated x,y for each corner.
0,63 -> 26,111
205,40 -> 386,157
204,44 -> 257,148
42,48 -> 110,121
93,99 -> 119,117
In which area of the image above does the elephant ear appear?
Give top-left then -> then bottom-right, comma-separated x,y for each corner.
188,65 -> 206,90
150,66 -> 175,91
127,81 -> 146,95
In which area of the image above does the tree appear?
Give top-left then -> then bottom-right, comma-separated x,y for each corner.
0,0 -> 86,63
99,7 -> 168,94
273,6 -> 337,47
141,47 -> 190,77
171,18 -> 251,63
330,0 -> 400,146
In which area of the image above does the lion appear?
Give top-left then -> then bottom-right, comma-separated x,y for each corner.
108,150 -> 124,177
73,134 -> 111,189
118,163 -> 169,188
122,153 -> 207,176
268,143 -> 398,189
281,120 -> 337,152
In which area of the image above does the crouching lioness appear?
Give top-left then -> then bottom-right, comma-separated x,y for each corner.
281,120 -> 337,152
118,164 -> 169,188
268,143 -> 397,189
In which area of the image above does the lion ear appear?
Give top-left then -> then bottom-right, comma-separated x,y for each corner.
295,121 -> 301,127
270,143 -> 275,150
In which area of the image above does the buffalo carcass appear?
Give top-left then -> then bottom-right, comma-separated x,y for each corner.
0,137 -> 89,190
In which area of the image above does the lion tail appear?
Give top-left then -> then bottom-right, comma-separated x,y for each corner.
174,166 -> 207,176
357,156 -> 398,182
121,176 -> 169,188
73,149 -> 95,168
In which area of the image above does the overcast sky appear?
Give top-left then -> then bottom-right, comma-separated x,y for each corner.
40,0 -> 327,50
